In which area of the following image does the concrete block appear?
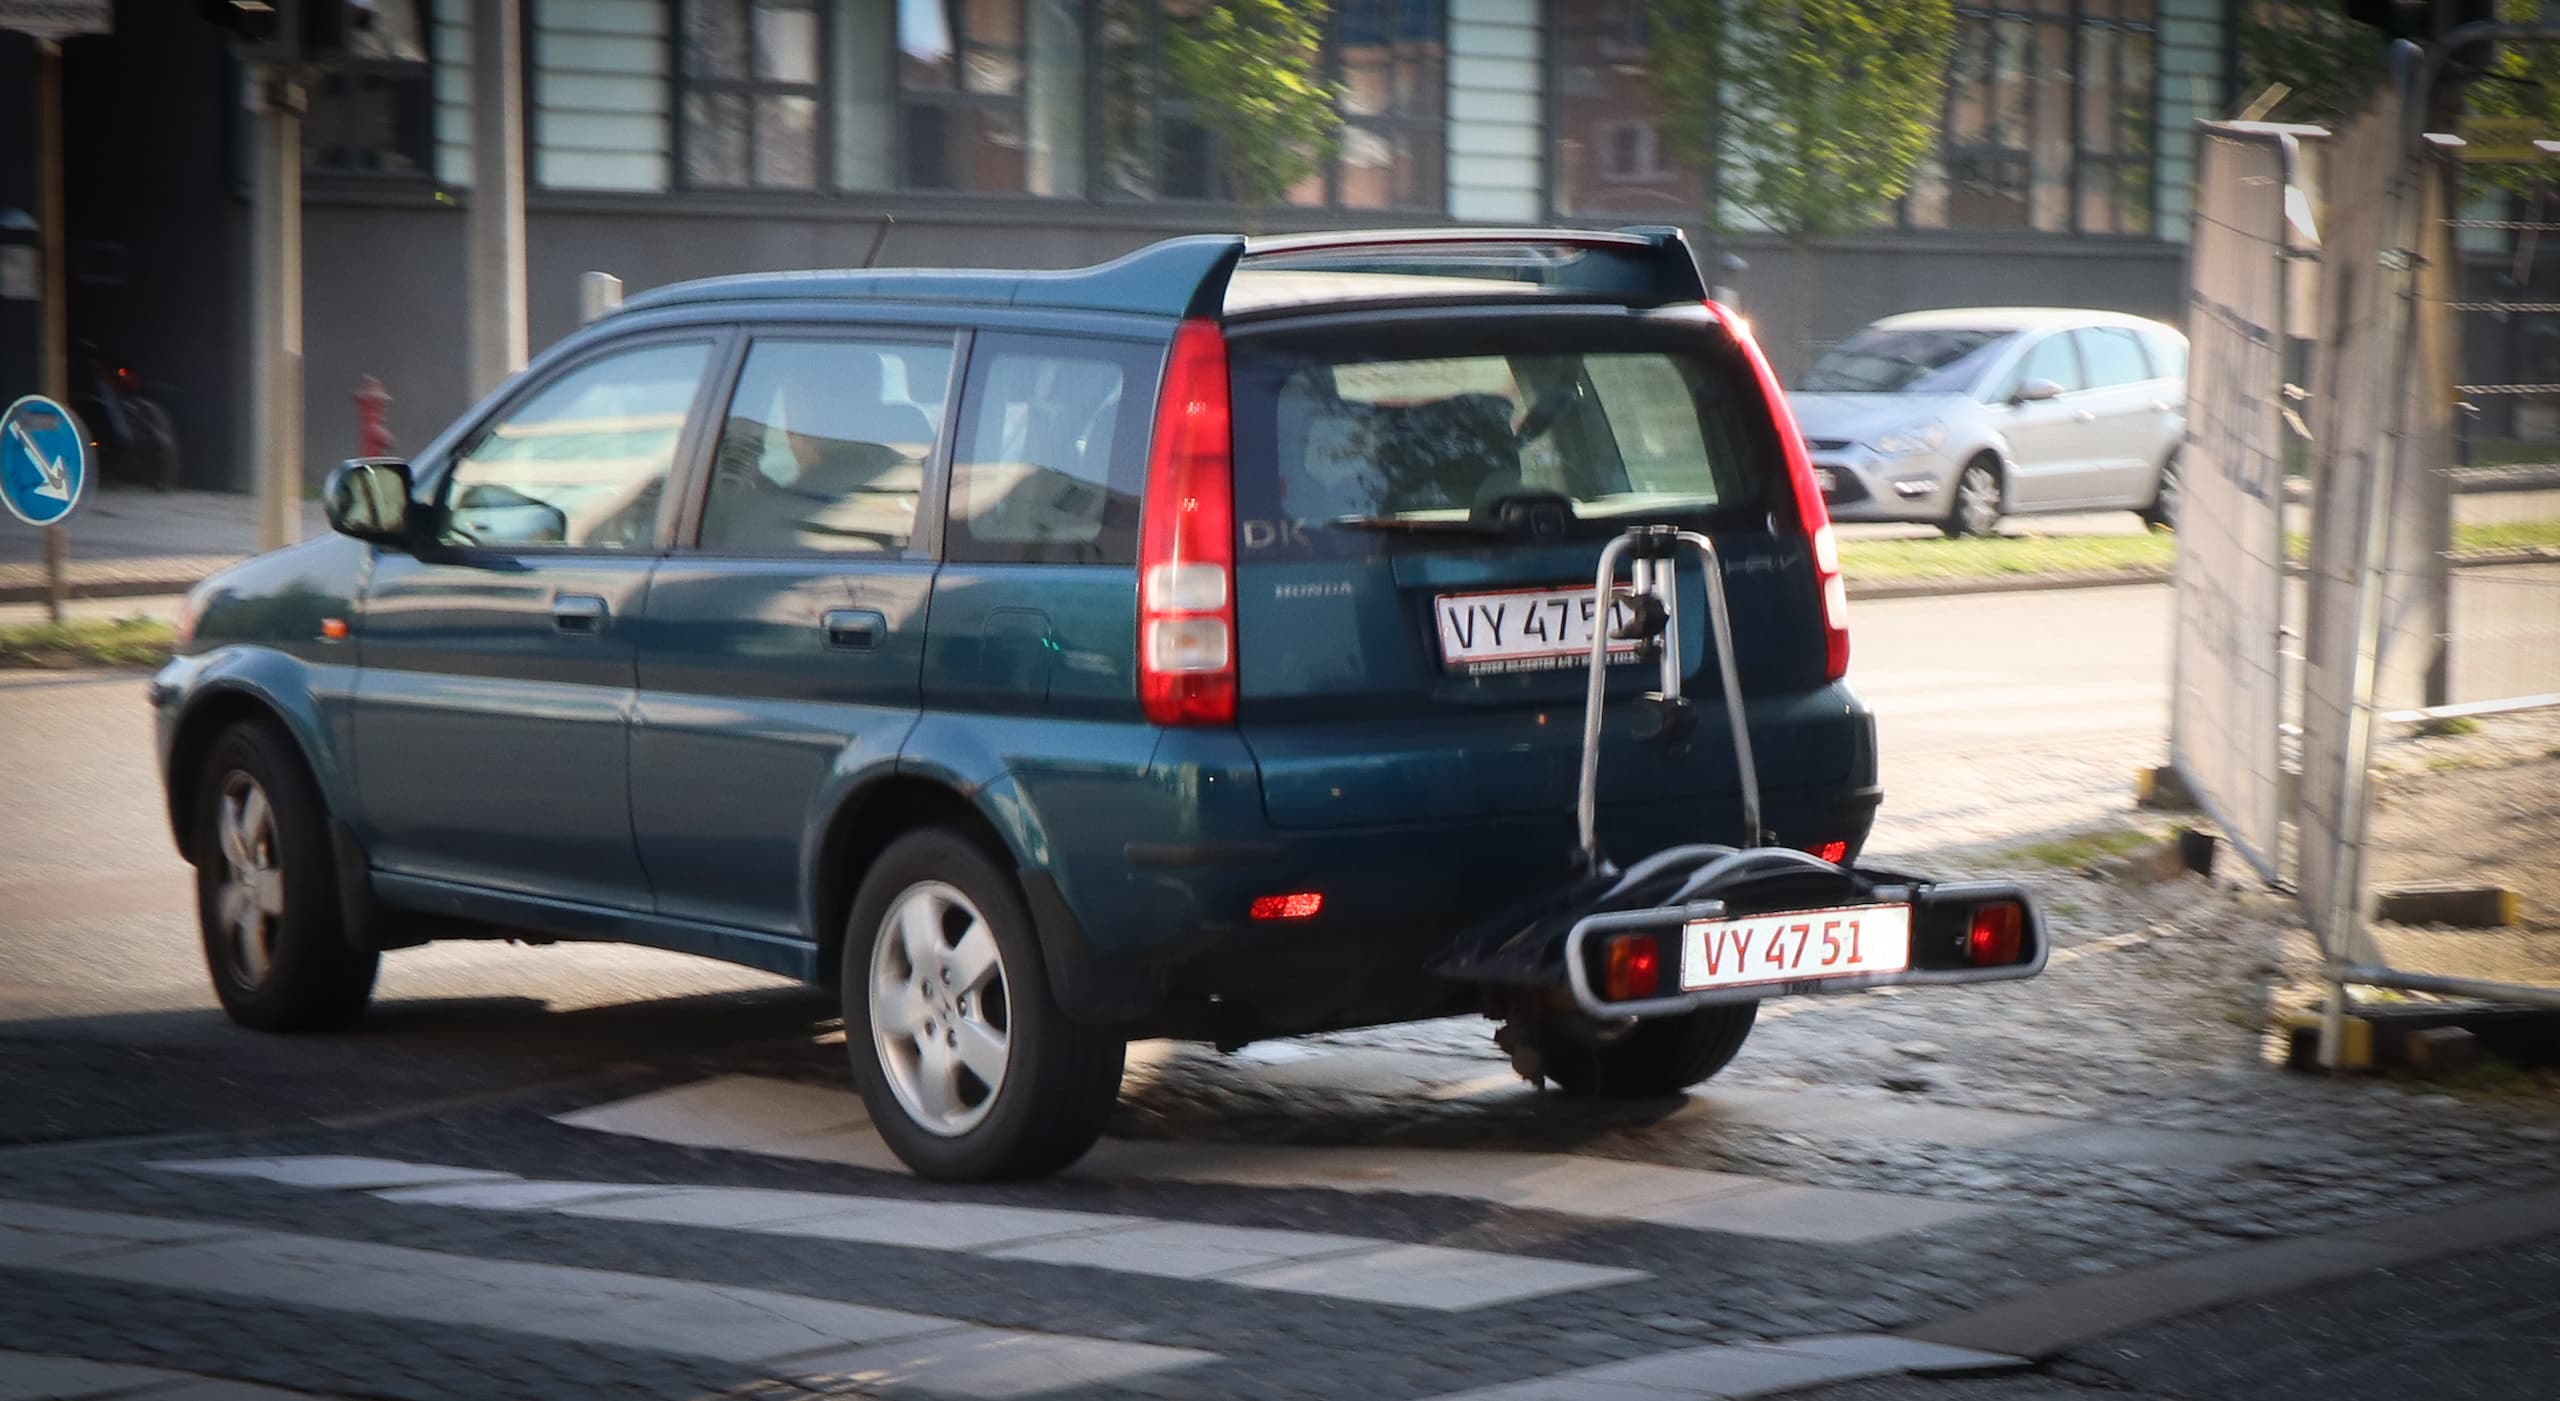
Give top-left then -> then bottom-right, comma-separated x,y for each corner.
2402,1025 -> 2481,1072
2135,764 -> 2197,810
2373,884 -> 2520,928
2099,839 -> 2190,887
2283,1011 -> 2375,1071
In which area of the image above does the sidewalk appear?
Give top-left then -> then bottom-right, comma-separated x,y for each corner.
0,491 -> 324,606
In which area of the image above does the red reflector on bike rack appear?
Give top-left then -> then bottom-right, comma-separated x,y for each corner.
1967,902 -> 2024,966
1604,933 -> 1661,1001
1808,840 -> 1848,864
1250,892 -> 1324,921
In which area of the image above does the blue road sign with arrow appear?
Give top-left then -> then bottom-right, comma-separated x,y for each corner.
1,394 -> 88,528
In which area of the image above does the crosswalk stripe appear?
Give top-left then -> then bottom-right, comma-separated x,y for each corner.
155,1157 -> 1647,1310
1424,1333 -> 2027,1400
554,1075 -> 2001,1245
0,1197 -> 1212,1398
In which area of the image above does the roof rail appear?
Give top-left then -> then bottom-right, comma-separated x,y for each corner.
617,235 -> 1248,320
613,226 -> 1705,322
1232,226 -> 1709,307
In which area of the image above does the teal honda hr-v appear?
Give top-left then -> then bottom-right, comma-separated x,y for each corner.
151,230 -> 1909,1182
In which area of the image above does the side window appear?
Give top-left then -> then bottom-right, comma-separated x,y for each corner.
2075,327 -> 2153,389
2145,329 -> 2188,382
2012,334 -> 2086,396
947,335 -> 1159,565
697,337 -> 956,555
443,340 -> 712,549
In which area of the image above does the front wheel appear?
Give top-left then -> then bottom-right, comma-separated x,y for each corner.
193,722 -> 377,1032
1536,1003 -> 1758,1097
842,830 -> 1125,1182
1941,458 -> 2002,539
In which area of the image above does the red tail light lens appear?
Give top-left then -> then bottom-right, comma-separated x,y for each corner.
1710,302 -> 1849,680
1967,902 -> 2025,966
1250,892 -> 1324,921
1138,319 -> 1238,726
1807,840 -> 1849,864
1603,933 -> 1662,1001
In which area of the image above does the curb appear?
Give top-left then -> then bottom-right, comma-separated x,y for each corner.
0,575 -> 205,608
1847,568 -> 2171,601
1900,1183 -> 2560,1363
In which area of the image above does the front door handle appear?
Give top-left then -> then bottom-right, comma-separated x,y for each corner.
2072,409 -> 2097,423
552,593 -> 609,635
822,608 -> 886,651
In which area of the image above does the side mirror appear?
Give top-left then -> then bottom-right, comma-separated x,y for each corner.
323,458 -> 415,545
2011,378 -> 2066,405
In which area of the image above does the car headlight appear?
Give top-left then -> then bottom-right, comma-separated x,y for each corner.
1869,421 -> 1948,457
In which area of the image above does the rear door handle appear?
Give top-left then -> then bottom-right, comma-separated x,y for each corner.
552,593 -> 609,635
822,608 -> 886,652
2073,410 -> 2097,423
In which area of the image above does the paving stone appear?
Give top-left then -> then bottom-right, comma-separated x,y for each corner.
371,1181 -> 669,1212
1773,1333 -> 2028,1374
0,1350 -> 196,1401
1560,1341 -> 1904,1397
783,1329 -> 1218,1399
983,1221 -> 1380,1281
1641,1184 -> 1998,1245
552,1186 -> 888,1230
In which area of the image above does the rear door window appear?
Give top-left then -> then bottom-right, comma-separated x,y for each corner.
945,334 -> 1159,565
1231,322 -> 1778,558
696,336 -> 955,555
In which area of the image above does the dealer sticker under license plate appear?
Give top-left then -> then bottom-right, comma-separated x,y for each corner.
1435,586 -> 1641,675
1680,904 -> 1913,992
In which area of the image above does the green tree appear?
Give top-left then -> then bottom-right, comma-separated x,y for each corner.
1644,0 -> 1957,354
1164,0 -> 1342,232
2235,0 -> 2376,127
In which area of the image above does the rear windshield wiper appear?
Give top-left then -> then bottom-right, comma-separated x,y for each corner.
1326,514 -> 1522,538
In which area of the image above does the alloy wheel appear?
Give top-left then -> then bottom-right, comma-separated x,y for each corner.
1958,464 -> 2001,536
869,881 -> 1011,1137
214,771 -> 285,987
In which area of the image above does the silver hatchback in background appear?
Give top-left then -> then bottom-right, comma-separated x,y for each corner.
1787,308 -> 2188,537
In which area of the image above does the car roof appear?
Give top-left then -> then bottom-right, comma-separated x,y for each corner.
1862,306 -> 2176,336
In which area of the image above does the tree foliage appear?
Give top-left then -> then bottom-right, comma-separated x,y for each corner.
1645,0 -> 1958,239
1164,0 -> 1342,230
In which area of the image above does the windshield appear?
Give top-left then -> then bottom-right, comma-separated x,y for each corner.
1230,327 -> 1777,558
1800,326 -> 2012,395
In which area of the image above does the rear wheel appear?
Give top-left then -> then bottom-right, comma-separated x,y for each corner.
1537,1003 -> 1758,1097
842,830 -> 1126,1181
193,723 -> 377,1032
2140,451 -> 2180,531
1941,457 -> 2002,539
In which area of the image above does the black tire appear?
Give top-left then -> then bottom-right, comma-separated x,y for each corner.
1940,457 -> 2003,539
841,829 -> 1126,1182
2140,451 -> 2179,531
193,722 -> 378,1032
1538,1003 -> 1759,1097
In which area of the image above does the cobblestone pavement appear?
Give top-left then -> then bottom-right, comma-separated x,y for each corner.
7,645 -> 2556,1397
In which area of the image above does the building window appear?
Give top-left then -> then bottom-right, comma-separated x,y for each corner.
1100,0 -> 1444,211
679,0 -> 826,190
896,0 -> 1084,195
1552,0 -> 1701,219
1905,0 -> 2157,235
303,2 -> 434,177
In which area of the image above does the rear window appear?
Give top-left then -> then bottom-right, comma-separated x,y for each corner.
1229,321 -> 1781,558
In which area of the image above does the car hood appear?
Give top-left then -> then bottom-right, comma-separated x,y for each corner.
1786,392 -> 1977,446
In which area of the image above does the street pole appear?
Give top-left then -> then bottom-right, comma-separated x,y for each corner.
250,68 -> 305,554
36,37 -> 66,622
468,0 -> 527,396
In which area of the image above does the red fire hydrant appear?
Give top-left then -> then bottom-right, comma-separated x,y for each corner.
354,375 -> 396,459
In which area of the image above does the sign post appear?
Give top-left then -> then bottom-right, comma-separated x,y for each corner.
3,0 -> 110,621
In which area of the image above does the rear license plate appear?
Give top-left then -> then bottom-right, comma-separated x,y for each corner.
1435,586 -> 1640,675
1680,904 -> 1912,992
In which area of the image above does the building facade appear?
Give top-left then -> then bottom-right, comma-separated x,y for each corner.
8,0 -> 2237,489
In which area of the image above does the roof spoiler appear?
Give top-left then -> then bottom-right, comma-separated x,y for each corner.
618,226 -> 1707,321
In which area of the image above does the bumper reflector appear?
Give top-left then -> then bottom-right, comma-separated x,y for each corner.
1250,892 -> 1324,921
1604,933 -> 1662,1001
1967,902 -> 2025,966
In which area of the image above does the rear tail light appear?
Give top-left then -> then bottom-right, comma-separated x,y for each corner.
1603,933 -> 1662,1001
1710,302 -> 1849,680
1138,319 -> 1238,726
1966,902 -> 2025,966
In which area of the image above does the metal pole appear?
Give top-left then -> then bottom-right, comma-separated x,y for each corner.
469,0 -> 528,396
36,38 -> 67,622
251,70 -> 304,554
